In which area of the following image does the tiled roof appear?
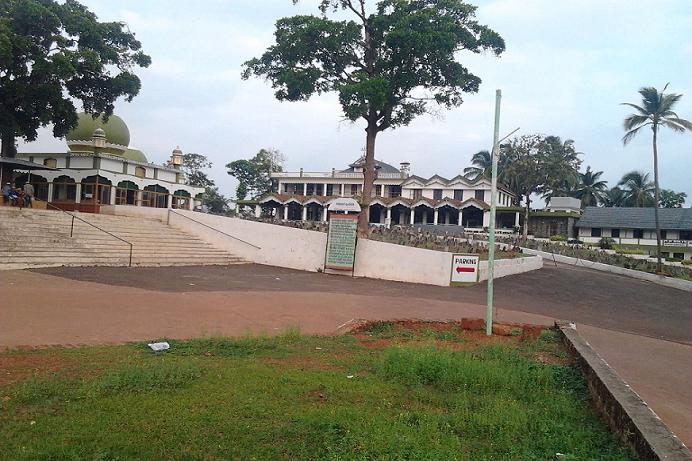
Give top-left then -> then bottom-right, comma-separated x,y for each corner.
258,193 -> 495,210
341,157 -> 401,174
576,207 -> 692,230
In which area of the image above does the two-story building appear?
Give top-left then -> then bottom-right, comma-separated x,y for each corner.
256,157 -> 520,230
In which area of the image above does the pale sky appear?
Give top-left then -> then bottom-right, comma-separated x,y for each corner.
20,0 -> 692,205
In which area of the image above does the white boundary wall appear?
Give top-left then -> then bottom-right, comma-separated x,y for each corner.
522,248 -> 692,292
105,207 -> 543,285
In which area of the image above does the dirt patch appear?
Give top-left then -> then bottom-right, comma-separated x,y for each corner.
0,352 -> 75,386
535,352 -> 572,366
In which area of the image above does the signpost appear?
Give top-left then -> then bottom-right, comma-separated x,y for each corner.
325,213 -> 359,272
450,254 -> 480,286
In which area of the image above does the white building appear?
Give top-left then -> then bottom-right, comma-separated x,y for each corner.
257,157 -> 520,230
13,113 -> 203,213
576,207 -> 692,260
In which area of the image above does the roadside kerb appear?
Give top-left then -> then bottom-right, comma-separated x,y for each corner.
523,247 -> 692,292
557,321 -> 692,461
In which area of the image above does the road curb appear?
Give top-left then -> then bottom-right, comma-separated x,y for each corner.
557,321 -> 692,461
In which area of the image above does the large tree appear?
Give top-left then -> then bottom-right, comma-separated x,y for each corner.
659,189 -> 687,209
501,134 -> 582,238
618,170 -> 655,207
463,150 -> 491,180
0,0 -> 151,157
226,148 -> 285,201
242,0 -> 504,235
574,166 -> 608,207
622,84 -> 692,272
602,186 -> 626,207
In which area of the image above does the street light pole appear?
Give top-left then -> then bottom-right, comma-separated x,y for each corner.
486,89 -> 502,336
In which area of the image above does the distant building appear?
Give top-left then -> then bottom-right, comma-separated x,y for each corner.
256,157 -> 521,230
13,113 -> 203,213
528,197 -> 582,239
577,207 -> 692,260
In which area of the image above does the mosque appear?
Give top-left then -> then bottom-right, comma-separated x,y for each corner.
9,113 -> 203,213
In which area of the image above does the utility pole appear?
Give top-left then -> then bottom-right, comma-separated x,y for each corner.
486,89 -> 502,336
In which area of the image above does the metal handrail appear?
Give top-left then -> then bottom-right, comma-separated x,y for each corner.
167,209 -> 261,250
45,202 -> 134,266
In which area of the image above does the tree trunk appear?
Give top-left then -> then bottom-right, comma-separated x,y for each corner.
522,193 -> 530,240
357,125 -> 377,237
1,132 -> 17,158
652,127 -> 663,274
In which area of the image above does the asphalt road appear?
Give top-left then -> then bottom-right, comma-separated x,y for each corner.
33,262 -> 692,344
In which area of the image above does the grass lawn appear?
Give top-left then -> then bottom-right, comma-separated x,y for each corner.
0,323 -> 636,460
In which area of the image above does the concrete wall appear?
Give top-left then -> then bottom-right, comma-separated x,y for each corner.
101,204 -> 169,222
168,210 -> 327,272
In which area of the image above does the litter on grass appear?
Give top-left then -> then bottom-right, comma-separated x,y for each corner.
148,342 -> 170,352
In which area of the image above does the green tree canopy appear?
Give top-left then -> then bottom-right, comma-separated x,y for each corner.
171,152 -> 230,215
618,170 -> 655,207
574,166 -> 608,207
659,189 -> 687,208
243,0 -> 504,234
0,0 -> 151,157
226,148 -> 285,201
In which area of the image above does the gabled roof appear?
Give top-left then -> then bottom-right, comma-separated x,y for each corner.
576,207 -> 692,230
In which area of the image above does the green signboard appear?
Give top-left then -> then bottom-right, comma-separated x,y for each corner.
326,213 -> 358,271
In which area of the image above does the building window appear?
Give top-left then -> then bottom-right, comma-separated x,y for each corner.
326,184 -> 335,196
43,158 -> 57,169
611,229 -> 620,238
375,185 -> 382,196
660,230 -> 667,239
633,229 -> 644,239
673,252 -> 684,260
413,189 -> 422,200
475,190 -> 485,201
390,185 -> 402,198
454,189 -> 463,200
591,228 -> 602,237
680,230 -> 692,240
135,166 -> 146,178
433,189 -> 442,200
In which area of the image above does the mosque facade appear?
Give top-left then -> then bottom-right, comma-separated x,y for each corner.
14,113 -> 203,213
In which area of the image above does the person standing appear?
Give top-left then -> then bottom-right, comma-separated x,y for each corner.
2,182 -> 11,205
23,182 -> 34,208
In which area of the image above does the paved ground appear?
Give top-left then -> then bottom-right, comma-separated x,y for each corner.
1,263 -> 691,447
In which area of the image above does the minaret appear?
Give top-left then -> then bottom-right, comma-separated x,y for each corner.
92,128 -> 106,150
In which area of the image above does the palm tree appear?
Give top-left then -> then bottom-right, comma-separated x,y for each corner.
602,186 -> 626,207
619,171 -> 655,207
463,150 -> 492,180
575,166 -> 608,207
622,84 -> 692,272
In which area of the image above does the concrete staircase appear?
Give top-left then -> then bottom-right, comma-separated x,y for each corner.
0,208 -> 246,269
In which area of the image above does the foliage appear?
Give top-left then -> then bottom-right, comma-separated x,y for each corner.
0,0 -> 151,157
659,189 -> 687,208
618,170 -> 655,207
463,150 -> 491,180
242,0 -> 505,235
598,237 -> 615,250
226,148 -> 284,201
574,166 -> 608,207
603,186 -> 626,207
500,134 -> 582,237
549,234 -> 567,241
0,330 -> 634,460
171,152 -> 231,214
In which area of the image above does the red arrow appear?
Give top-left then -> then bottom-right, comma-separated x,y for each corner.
456,267 -> 475,273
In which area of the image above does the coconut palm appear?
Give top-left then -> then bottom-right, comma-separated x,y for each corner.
618,171 -> 655,207
622,84 -> 692,272
463,150 -> 492,180
575,166 -> 608,207
602,186 -> 626,207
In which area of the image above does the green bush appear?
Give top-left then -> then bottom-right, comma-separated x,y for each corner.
682,259 -> 692,266
549,234 -> 567,241
598,237 -> 615,250
665,257 -> 683,263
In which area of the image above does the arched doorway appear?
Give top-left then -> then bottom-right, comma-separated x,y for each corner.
390,204 -> 410,225
368,203 -> 386,224
172,189 -> 191,209
81,175 -> 112,205
461,206 -> 484,228
143,185 -> 170,208
286,201 -> 302,220
437,205 -> 459,226
14,174 -> 49,201
116,180 -> 139,205
52,175 -> 76,203
413,205 -> 434,224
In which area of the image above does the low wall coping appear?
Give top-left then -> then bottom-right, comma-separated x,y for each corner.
523,248 -> 692,292
557,321 -> 692,461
